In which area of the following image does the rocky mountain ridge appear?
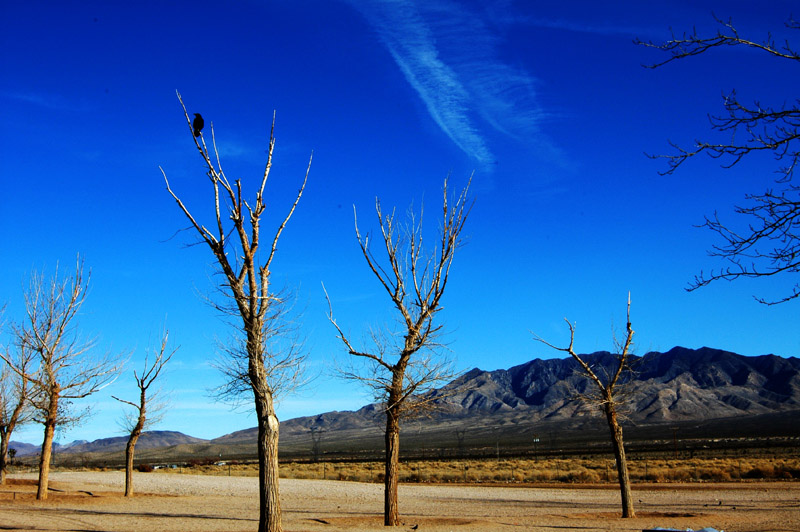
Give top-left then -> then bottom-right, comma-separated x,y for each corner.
10,431 -> 207,457
11,346 -> 800,456
204,346 -> 800,445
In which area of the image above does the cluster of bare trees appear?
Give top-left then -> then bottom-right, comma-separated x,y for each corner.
2,12 -> 795,527
154,87 -> 476,529
0,262 -> 176,501
0,261 -> 124,498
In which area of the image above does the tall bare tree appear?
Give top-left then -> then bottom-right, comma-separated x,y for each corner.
637,15 -> 800,304
161,92 -> 310,532
0,334 -> 33,484
0,260 -> 123,499
534,295 -> 636,518
112,330 -> 176,496
326,178 -> 472,526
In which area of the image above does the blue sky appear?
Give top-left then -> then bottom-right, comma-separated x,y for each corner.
2,0 -> 798,444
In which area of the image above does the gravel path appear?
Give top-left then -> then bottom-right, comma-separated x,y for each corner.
4,471 -> 799,532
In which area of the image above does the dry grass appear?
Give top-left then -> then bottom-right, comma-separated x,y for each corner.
138,455 -> 800,484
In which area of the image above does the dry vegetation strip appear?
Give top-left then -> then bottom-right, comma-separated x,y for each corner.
132,455 -> 800,484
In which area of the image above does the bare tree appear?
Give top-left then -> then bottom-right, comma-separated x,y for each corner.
1,333 -> 33,484
534,295 -> 636,518
326,178 -> 472,526
161,92 -> 310,532
211,290 -> 307,408
637,15 -> 800,304
0,260 -> 123,499
112,330 -> 176,496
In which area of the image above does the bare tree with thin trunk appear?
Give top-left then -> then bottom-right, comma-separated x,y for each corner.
325,178 -> 472,526
161,92 -> 310,532
1,330 -> 33,485
534,295 -> 636,518
112,330 -> 176,496
637,15 -> 800,304
0,259 -> 123,499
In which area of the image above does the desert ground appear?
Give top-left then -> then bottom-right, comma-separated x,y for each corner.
1,471 -> 798,532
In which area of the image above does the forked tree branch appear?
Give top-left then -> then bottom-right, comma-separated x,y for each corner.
533,294 -> 635,407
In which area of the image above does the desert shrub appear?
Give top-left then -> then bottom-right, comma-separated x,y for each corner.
662,468 -> 691,482
135,464 -> 154,473
698,468 -> 732,482
439,472 -> 460,483
744,466 -> 773,479
571,469 -> 601,483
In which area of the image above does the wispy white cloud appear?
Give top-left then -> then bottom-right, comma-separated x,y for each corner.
505,17 -> 649,38
350,0 -> 549,168
2,90 -> 87,112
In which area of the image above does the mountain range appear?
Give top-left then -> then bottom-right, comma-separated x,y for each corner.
11,346 -> 800,459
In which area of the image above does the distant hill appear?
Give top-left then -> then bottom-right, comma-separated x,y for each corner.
11,347 -> 800,461
212,404 -> 385,445
271,346 -> 800,431
224,346 -> 800,457
8,441 -> 39,456
11,431 -> 207,457
429,346 -> 800,423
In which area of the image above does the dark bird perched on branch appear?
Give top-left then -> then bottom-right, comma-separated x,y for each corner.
192,113 -> 204,137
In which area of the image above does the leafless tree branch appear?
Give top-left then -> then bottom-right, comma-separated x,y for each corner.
325,176 -> 472,526
162,93 -> 310,532
1,258 -> 124,499
637,15 -> 800,304
112,329 -> 176,496
0,323 -> 33,484
533,294 -> 636,518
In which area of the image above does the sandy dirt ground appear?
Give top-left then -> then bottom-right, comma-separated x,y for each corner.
1,471 -> 798,532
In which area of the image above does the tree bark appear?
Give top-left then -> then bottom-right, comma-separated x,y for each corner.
123,389 -> 146,497
0,432 -> 9,485
37,419 -> 55,500
605,402 -> 635,518
124,431 -> 141,497
254,389 -> 282,532
384,392 -> 401,526
0,377 -> 27,486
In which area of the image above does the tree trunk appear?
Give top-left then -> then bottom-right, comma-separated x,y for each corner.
0,431 -> 9,485
605,403 -> 635,518
254,388 -> 282,532
124,432 -> 141,497
38,419 -> 56,500
384,404 -> 401,526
